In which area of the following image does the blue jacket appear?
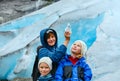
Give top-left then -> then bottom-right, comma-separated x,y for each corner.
38,28 -> 67,62
37,74 -> 55,81
55,55 -> 92,81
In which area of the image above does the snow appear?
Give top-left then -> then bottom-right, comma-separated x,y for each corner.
0,0 -> 120,80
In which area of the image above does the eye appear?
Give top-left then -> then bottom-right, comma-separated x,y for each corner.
51,35 -> 54,38
73,43 -> 76,45
40,66 -> 43,69
45,67 -> 49,69
77,44 -> 81,47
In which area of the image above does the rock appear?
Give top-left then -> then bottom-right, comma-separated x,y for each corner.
0,0 -> 54,24
0,0 -> 37,24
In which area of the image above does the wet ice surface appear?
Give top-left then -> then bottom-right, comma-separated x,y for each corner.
0,0 -> 120,81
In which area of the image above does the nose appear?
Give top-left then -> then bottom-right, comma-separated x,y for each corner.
42,68 -> 46,70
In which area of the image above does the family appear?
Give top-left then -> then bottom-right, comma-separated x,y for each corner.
31,26 -> 92,81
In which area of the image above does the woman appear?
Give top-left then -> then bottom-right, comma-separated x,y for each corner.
38,28 -> 71,74
32,28 -> 71,81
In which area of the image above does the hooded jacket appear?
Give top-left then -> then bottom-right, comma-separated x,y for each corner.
38,28 -> 67,63
55,55 -> 92,81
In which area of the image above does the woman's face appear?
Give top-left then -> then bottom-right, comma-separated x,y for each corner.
71,41 -> 82,55
47,33 -> 56,46
38,62 -> 51,76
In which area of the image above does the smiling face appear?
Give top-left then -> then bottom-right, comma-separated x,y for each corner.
46,33 -> 56,46
38,62 -> 51,76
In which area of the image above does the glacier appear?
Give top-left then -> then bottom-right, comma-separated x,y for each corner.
0,0 -> 120,81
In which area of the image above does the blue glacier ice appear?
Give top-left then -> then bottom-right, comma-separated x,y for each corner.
0,0 -> 120,81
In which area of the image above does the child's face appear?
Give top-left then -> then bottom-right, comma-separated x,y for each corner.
47,33 -> 56,46
38,62 -> 51,76
71,41 -> 82,55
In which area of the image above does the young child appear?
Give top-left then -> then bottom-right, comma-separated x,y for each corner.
32,28 -> 71,81
55,40 -> 92,81
38,28 -> 71,74
37,57 -> 55,81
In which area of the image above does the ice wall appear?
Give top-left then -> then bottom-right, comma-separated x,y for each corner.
0,0 -> 119,81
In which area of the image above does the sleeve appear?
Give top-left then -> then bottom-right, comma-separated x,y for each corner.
83,62 -> 92,81
38,44 -> 67,62
55,61 -> 64,81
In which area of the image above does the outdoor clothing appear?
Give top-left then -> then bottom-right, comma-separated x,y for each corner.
38,28 -> 67,63
37,74 -> 55,81
55,55 -> 92,81
38,28 -> 67,75
31,46 -> 43,81
69,56 -> 79,65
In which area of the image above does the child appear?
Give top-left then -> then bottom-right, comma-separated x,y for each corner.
38,28 -> 70,62
37,57 -> 55,81
55,40 -> 92,81
32,28 -> 71,81
38,28 -> 71,74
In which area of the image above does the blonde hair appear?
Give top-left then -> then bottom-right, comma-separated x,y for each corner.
71,40 -> 87,58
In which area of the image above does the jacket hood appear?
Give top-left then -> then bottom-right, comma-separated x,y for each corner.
40,28 -> 58,50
